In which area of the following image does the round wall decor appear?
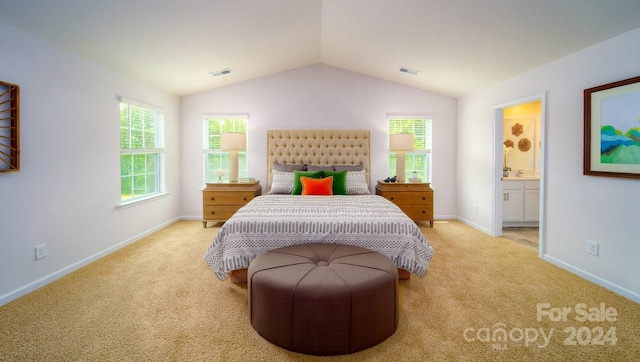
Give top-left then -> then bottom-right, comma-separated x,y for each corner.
518,138 -> 531,152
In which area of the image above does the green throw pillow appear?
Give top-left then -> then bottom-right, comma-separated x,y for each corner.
292,170 -> 323,195
321,170 -> 348,195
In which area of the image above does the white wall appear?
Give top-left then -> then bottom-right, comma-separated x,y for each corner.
0,22 -> 181,305
180,64 -> 457,219
457,28 -> 640,302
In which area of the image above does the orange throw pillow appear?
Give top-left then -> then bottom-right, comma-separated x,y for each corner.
300,176 -> 333,196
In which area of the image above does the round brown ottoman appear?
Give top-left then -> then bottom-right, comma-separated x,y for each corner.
248,243 -> 398,356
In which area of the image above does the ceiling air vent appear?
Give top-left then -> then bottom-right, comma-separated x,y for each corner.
398,67 -> 420,76
209,68 -> 233,77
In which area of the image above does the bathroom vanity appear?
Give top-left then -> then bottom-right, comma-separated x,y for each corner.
502,178 -> 539,226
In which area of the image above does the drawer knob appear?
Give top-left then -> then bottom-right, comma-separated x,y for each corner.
210,211 -> 215,214
422,210 -> 426,214
243,197 -> 248,201
390,197 -> 394,201
422,196 -> 426,200
210,197 -> 215,201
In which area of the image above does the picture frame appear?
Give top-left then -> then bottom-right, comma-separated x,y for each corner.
584,75 -> 640,179
0,80 -> 20,172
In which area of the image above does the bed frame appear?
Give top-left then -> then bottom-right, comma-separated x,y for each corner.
228,129 -> 410,282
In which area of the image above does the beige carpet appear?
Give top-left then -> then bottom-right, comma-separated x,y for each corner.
0,220 -> 638,361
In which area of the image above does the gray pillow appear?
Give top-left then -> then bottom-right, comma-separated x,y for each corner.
305,164 -> 335,171
273,162 -> 306,172
334,164 -> 364,171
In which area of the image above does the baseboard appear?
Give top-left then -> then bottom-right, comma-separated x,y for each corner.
455,216 -> 492,235
0,217 -> 180,307
180,215 -> 202,221
543,254 -> 640,304
434,214 -> 457,221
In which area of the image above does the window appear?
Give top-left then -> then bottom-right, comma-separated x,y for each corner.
388,117 -> 432,182
120,98 -> 165,202
202,116 -> 248,183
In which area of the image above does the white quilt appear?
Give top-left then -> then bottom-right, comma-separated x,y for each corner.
203,194 -> 435,280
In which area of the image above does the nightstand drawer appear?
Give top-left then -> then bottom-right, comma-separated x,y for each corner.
203,191 -> 257,206
382,192 -> 430,205
401,206 -> 433,221
203,206 -> 242,220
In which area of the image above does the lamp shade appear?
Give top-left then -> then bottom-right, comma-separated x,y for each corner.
389,133 -> 414,151
221,132 -> 247,151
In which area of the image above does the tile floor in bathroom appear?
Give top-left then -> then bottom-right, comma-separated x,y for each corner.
502,227 -> 539,249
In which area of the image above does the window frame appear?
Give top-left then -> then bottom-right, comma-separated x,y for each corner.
202,115 -> 249,183
119,97 -> 166,206
388,116 -> 433,183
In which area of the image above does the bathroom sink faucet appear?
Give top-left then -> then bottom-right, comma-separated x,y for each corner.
516,170 -> 525,177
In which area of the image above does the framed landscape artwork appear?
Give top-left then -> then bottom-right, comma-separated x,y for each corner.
584,75 -> 640,179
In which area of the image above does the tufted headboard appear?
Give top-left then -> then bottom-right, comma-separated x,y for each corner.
266,130 -> 371,191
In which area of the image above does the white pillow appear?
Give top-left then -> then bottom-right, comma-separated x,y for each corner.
346,170 -> 370,194
269,170 -> 294,194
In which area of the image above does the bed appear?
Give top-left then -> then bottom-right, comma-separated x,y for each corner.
203,130 -> 435,282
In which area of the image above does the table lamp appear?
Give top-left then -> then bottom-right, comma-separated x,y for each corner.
389,133 -> 414,183
221,132 -> 246,182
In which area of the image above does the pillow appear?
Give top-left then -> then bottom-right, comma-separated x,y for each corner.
269,170 -> 294,194
273,162 -> 306,172
305,164 -> 335,171
321,170 -> 348,195
291,170 -> 323,195
334,164 -> 364,171
301,176 -> 333,196
346,170 -> 371,194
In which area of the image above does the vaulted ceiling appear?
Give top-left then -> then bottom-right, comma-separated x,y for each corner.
1,0 -> 640,97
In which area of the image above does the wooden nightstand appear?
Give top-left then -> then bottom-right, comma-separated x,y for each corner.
202,180 -> 261,227
375,180 -> 434,227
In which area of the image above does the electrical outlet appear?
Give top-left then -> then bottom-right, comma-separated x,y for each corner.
587,240 -> 599,256
35,243 -> 48,260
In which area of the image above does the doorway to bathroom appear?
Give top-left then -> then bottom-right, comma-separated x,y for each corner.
493,93 -> 546,257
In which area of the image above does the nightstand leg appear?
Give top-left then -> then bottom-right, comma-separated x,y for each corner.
202,221 -> 208,228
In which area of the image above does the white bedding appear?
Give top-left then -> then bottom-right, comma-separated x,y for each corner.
203,194 -> 435,280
